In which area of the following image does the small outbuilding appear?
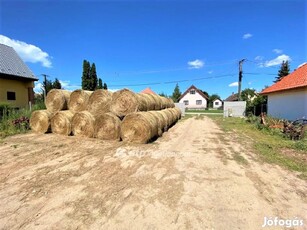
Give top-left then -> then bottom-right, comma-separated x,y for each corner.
261,63 -> 307,121
213,98 -> 222,109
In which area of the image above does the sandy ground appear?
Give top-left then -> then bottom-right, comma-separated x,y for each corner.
0,116 -> 306,230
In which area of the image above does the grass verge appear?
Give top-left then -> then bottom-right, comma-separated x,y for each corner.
210,116 -> 307,180
0,102 -> 45,138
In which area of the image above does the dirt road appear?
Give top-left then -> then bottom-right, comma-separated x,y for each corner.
0,116 -> 306,229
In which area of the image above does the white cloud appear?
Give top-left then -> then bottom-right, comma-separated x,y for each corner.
0,34 -> 52,68
255,56 -> 264,61
229,82 -> 238,87
242,33 -> 253,39
208,70 -> 213,74
108,88 -> 120,93
34,82 -> 43,93
188,59 -> 204,69
273,49 -> 283,54
264,54 -> 291,67
59,80 -> 79,91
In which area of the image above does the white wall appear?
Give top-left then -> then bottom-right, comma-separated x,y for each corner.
213,99 -> 222,109
175,103 -> 185,116
267,88 -> 307,121
179,90 -> 207,109
223,101 -> 246,117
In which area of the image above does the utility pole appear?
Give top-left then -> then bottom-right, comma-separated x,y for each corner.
238,59 -> 245,101
41,74 -> 48,102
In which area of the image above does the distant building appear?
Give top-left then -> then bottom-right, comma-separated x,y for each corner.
0,44 -> 37,108
178,85 -> 208,109
213,98 -> 223,109
261,63 -> 307,120
140,87 -> 156,94
224,92 -> 238,101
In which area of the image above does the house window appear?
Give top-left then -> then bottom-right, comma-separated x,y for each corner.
215,101 -> 219,105
183,100 -> 189,105
190,89 -> 195,94
196,100 -> 202,105
7,91 -> 16,100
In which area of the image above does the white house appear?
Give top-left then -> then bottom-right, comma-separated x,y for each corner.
179,85 -> 208,109
213,98 -> 222,109
261,63 -> 307,121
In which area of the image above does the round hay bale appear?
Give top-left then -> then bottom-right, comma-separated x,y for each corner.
168,108 -> 179,122
173,107 -> 182,119
164,109 -> 176,126
120,112 -> 158,143
50,110 -> 74,135
110,89 -> 138,117
94,112 -> 121,141
167,98 -> 175,108
71,111 -> 95,137
156,110 -> 170,131
146,94 -> 161,110
68,90 -> 93,113
141,93 -> 155,110
160,96 -> 169,109
87,89 -> 112,117
148,111 -> 166,136
30,110 -> 53,133
45,89 -> 71,112
135,93 -> 149,111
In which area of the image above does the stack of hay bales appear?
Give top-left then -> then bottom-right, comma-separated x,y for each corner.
30,88 -> 181,143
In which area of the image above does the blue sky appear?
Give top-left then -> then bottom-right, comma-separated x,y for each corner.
0,0 -> 306,99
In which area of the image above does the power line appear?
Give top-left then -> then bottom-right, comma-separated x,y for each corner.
108,73 -> 236,87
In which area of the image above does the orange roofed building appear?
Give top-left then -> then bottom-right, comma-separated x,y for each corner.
140,87 -> 156,94
261,63 -> 307,120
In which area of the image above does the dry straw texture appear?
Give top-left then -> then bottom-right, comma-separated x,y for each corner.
121,112 -> 159,143
168,98 -> 175,108
72,111 -> 95,137
135,93 -> 149,111
51,110 -> 74,135
141,93 -> 155,110
156,110 -> 170,131
110,89 -> 138,117
30,110 -> 53,133
94,112 -> 121,141
45,89 -> 71,112
148,111 -> 165,136
68,90 -> 93,113
87,89 -> 112,117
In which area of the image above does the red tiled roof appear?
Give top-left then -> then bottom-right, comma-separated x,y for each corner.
140,87 -> 156,94
261,63 -> 307,94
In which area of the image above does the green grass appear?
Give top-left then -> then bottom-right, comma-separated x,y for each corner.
232,152 -> 249,165
210,116 -> 307,179
186,109 -> 223,113
0,102 -> 45,138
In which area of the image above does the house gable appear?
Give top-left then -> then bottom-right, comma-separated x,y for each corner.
179,85 -> 208,108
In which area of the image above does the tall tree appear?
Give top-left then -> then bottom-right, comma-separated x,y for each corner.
274,60 -> 290,83
98,78 -> 103,89
90,63 -> 98,90
200,90 -> 209,99
159,92 -> 168,97
53,78 -> 62,89
82,60 -> 91,90
103,83 -> 108,90
171,83 -> 181,102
